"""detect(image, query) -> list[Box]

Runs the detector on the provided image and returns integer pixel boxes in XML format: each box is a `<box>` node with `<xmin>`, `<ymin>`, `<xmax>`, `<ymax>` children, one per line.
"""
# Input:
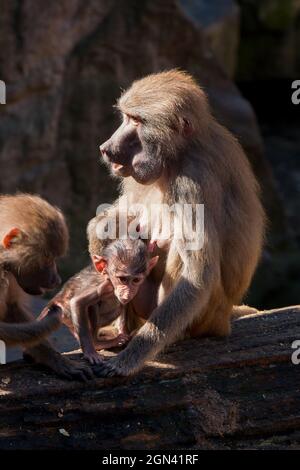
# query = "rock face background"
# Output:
<box><xmin>0</xmin><ymin>0</ymin><xmax>299</xmax><ymax>308</ymax></box>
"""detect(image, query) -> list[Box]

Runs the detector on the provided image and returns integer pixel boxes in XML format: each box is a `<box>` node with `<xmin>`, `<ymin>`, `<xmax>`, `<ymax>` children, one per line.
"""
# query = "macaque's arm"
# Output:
<box><xmin>93</xmin><ymin>240</ymin><xmax>218</xmax><ymax>377</ymax></box>
<box><xmin>8</xmin><ymin>302</ymin><xmax>94</xmax><ymax>381</ymax></box>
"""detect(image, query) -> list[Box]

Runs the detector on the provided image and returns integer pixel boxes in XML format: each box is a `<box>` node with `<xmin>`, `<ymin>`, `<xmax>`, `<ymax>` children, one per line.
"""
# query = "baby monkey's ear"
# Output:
<box><xmin>147</xmin><ymin>255</ymin><xmax>159</xmax><ymax>275</ymax></box>
<box><xmin>2</xmin><ymin>227</ymin><xmax>22</xmax><ymax>249</ymax></box>
<box><xmin>92</xmin><ymin>255</ymin><xmax>107</xmax><ymax>273</ymax></box>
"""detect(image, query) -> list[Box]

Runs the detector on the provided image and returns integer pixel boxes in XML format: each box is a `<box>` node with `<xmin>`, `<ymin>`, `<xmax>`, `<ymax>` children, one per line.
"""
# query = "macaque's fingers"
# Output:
<box><xmin>92</xmin><ymin>357</ymin><xmax>123</xmax><ymax>378</ymax></box>
<box><xmin>25</xmin><ymin>343</ymin><xmax>94</xmax><ymax>381</ymax></box>
<box><xmin>38</xmin><ymin>303</ymin><xmax>63</xmax><ymax>321</ymax></box>
<box><xmin>54</xmin><ymin>357</ymin><xmax>94</xmax><ymax>381</ymax></box>
<box><xmin>117</xmin><ymin>333</ymin><xmax>130</xmax><ymax>344</ymax></box>
<box><xmin>83</xmin><ymin>351</ymin><xmax>103</xmax><ymax>365</ymax></box>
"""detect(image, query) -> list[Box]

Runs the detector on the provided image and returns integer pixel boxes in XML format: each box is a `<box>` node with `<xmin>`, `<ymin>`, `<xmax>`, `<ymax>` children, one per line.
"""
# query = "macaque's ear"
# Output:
<box><xmin>92</xmin><ymin>255</ymin><xmax>107</xmax><ymax>273</ymax></box>
<box><xmin>147</xmin><ymin>255</ymin><xmax>159</xmax><ymax>274</ymax></box>
<box><xmin>2</xmin><ymin>228</ymin><xmax>22</xmax><ymax>249</ymax></box>
<box><xmin>181</xmin><ymin>117</ymin><xmax>193</xmax><ymax>137</ymax></box>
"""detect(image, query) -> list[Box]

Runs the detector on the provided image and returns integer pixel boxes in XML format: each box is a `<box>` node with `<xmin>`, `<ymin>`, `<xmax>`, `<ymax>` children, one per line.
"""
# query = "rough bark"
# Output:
<box><xmin>0</xmin><ymin>306</ymin><xmax>299</xmax><ymax>450</ymax></box>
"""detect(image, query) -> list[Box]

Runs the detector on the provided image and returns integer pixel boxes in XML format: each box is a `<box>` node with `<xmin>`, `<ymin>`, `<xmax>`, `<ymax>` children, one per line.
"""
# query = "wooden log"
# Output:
<box><xmin>0</xmin><ymin>306</ymin><xmax>300</xmax><ymax>450</ymax></box>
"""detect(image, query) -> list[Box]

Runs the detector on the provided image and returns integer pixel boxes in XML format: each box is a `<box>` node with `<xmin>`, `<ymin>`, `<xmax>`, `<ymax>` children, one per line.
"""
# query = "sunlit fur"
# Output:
<box><xmin>91</xmin><ymin>70</ymin><xmax>266</xmax><ymax>376</ymax></box>
<box><xmin>0</xmin><ymin>194</ymin><xmax>68</xmax><ymax>347</ymax></box>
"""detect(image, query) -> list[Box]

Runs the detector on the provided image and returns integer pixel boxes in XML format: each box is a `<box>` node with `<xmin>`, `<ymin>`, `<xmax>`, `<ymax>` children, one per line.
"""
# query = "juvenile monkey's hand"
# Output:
<box><xmin>38</xmin><ymin>303</ymin><xmax>63</xmax><ymax>321</ymax></box>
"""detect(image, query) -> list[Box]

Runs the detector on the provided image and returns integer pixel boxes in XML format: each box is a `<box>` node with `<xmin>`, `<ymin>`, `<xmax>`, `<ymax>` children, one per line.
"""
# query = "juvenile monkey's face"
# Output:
<box><xmin>108</xmin><ymin>265</ymin><xmax>145</xmax><ymax>305</ymax></box>
<box><xmin>10</xmin><ymin>258</ymin><xmax>62</xmax><ymax>296</ymax></box>
<box><xmin>100</xmin><ymin>114</ymin><xmax>163</xmax><ymax>184</ymax></box>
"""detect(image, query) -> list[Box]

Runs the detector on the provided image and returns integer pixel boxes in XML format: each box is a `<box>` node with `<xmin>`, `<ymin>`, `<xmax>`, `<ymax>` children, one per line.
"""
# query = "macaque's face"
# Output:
<box><xmin>100</xmin><ymin>114</ymin><xmax>163</xmax><ymax>184</ymax></box>
<box><xmin>108</xmin><ymin>265</ymin><xmax>146</xmax><ymax>305</ymax></box>
<box><xmin>1</xmin><ymin>227</ymin><xmax>62</xmax><ymax>296</ymax></box>
<box><xmin>10</xmin><ymin>258</ymin><xmax>62</xmax><ymax>296</ymax></box>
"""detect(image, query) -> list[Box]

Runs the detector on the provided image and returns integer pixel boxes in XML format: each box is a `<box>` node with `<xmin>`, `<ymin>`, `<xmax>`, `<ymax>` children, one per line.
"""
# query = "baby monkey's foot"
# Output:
<box><xmin>95</xmin><ymin>333</ymin><xmax>130</xmax><ymax>351</ymax></box>
<box><xmin>83</xmin><ymin>350</ymin><xmax>103</xmax><ymax>365</ymax></box>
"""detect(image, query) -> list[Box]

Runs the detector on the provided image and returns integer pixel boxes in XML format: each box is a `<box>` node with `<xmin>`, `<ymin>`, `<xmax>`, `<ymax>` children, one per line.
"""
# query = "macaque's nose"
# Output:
<box><xmin>99</xmin><ymin>142</ymin><xmax>112</xmax><ymax>159</ymax></box>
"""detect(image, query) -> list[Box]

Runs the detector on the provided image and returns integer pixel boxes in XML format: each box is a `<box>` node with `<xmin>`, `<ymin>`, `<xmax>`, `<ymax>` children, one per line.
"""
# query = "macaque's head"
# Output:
<box><xmin>99</xmin><ymin>69</ymin><xmax>210</xmax><ymax>184</ymax></box>
<box><xmin>0</xmin><ymin>194</ymin><xmax>69</xmax><ymax>295</ymax></box>
<box><xmin>93</xmin><ymin>239</ymin><xmax>158</xmax><ymax>305</ymax></box>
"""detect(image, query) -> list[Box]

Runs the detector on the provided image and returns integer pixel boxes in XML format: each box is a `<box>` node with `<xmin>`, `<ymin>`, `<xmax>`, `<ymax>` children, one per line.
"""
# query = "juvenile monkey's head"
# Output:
<box><xmin>93</xmin><ymin>239</ymin><xmax>158</xmax><ymax>305</ymax></box>
<box><xmin>100</xmin><ymin>69</ymin><xmax>211</xmax><ymax>184</ymax></box>
<box><xmin>0</xmin><ymin>194</ymin><xmax>69</xmax><ymax>295</ymax></box>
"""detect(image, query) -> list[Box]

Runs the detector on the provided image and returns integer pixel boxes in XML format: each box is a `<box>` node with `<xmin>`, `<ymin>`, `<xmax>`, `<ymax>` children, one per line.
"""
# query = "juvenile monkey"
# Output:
<box><xmin>0</xmin><ymin>193</ymin><xmax>92</xmax><ymax>381</ymax></box>
<box><xmin>40</xmin><ymin>238</ymin><xmax>159</xmax><ymax>364</ymax></box>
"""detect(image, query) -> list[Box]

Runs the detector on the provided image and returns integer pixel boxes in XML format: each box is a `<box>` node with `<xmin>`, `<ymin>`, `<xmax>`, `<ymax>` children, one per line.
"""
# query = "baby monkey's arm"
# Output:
<box><xmin>70</xmin><ymin>280</ymin><xmax>113</xmax><ymax>365</ymax></box>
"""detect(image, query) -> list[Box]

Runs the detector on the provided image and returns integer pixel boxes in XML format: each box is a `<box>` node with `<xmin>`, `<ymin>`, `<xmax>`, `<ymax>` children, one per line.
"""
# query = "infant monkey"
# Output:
<box><xmin>40</xmin><ymin>238</ymin><xmax>158</xmax><ymax>364</ymax></box>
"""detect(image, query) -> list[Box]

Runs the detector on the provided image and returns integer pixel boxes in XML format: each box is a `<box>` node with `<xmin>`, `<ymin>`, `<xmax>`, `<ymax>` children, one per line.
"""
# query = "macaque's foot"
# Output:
<box><xmin>83</xmin><ymin>350</ymin><xmax>103</xmax><ymax>365</ymax></box>
<box><xmin>50</xmin><ymin>355</ymin><xmax>94</xmax><ymax>382</ymax></box>
<box><xmin>92</xmin><ymin>357</ymin><xmax>126</xmax><ymax>378</ymax></box>
<box><xmin>95</xmin><ymin>333</ymin><xmax>130</xmax><ymax>351</ymax></box>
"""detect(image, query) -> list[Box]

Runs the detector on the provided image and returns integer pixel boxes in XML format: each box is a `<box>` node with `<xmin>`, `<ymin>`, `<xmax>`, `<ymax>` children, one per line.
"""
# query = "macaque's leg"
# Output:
<box><xmin>11</xmin><ymin>304</ymin><xmax>94</xmax><ymax>381</ymax></box>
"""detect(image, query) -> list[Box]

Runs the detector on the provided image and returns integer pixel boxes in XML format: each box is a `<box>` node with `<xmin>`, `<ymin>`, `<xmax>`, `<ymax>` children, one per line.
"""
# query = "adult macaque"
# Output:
<box><xmin>90</xmin><ymin>69</ymin><xmax>265</xmax><ymax>377</ymax></box>
<box><xmin>0</xmin><ymin>194</ymin><xmax>93</xmax><ymax>381</ymax></box>
<box><xmin>40</xmin><ymin>238</ymin><xmax>158</xmax><ymax>364</ymax></box>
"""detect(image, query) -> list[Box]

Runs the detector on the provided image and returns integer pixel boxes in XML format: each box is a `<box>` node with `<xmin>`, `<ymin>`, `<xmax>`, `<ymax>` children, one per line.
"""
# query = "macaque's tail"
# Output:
<box><xmin>0</xmin><ymin>305</ymin><xmax>62</xmax><ymax>347</ymax></box>
<box><xmin>232</xmin><ymin>304</ymin><xmax>259</xmax><ymax>318</ymax></box>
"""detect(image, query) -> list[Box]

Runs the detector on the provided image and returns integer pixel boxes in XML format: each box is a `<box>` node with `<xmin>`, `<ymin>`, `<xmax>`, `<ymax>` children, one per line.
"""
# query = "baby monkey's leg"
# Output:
<box><xmin>94</xmin><ymin>307</ymin><xmax>130</xmax><ymax>351</ymax></box>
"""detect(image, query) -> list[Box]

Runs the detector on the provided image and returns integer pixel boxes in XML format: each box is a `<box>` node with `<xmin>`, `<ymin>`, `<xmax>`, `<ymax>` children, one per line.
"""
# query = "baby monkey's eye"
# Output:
<box><xmin>132</xmin><ymin>277</ymin><xmax>141</xmax><ymax>284</ymax></box>
<box><xmin>118</xmin><ymin>276</ymin><xmax>129</xmax><ymax>284</ymax></box>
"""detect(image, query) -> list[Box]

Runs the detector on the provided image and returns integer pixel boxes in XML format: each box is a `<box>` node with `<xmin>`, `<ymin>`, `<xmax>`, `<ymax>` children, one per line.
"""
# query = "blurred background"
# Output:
<box><xmin>0</xmin><ymin>0</ymin><xmax>299</xmax><ymax>311</ymax></box>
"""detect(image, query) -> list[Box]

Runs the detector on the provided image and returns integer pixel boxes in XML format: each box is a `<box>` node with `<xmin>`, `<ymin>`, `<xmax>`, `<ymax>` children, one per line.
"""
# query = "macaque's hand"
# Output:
<box><xmin>38</xmin><ymin>303</ymin><xmax>63</xmax><ymax>321</ymax></box>
<box><xmin>56</xmin><ymin>357</ymin><xmax>95</xmax><ymax>382</ymax></box>
<box><xmin>92</xmin><ymin>356</ymin><xmax>126</xmax><ymax>378</ymax></box>
<box><xmin>83</xmin><ymin>350</ymin><xmax>104</xmax><ymax>365</ymax></box>
<box><xmin>42</xmin><ymin>352</ymin><xmax>95</xmax><ymax>382</ymax></box>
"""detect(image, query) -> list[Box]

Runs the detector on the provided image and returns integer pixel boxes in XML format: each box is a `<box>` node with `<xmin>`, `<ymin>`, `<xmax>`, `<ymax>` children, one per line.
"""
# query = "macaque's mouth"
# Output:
<box><xmin>111</xmin><ymin>162</ymin><xmax>132</xmax><ymax>177</ymax></box>
<box><xmin>23</xmin><ymin>286</ymin><xmax>44</xmax><ymax>296</ymax></box>
<box><xmin>24</xmin><ymin>286</ymin><xmax>55</xmax><ymax>296</ymax></box>
<box><xmin>112</xmin><ymin>162</ymin><xmax>124</xmax><ymax>172</ymax></box>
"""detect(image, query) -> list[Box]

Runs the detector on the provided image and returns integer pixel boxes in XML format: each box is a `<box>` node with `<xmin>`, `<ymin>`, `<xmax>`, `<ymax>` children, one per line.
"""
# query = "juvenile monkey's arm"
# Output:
<box><xmin>6</xmin><ymin>302</ymin><xmax>94</xmax><ymax>381</ymax></box>
<box><xmin>69</xmin><ymin>280</ymin><xmax>114</xmax><ymax>364</ymax></box>
<box><xmin>70</xmin><ymin>286</ymin><xmax>104</xmax><ymax>365</ymax></box>
<box><xmin>0</xmin><ymin>302</ymin><xmax>61</xmax><ymax>347</ymax></box>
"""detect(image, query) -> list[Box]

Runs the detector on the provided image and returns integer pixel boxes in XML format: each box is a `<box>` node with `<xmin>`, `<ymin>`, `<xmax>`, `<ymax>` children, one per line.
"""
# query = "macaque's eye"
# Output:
<box><xmin>42</xmin><ymin>257</ymin><xmax>54</xmax><ymax>268</ymax></box>
<box><xmin>128</xmin><ymin>115</ymin><xmax>140</xmax><ymax>126</ymax></box>
<box><xmin>118</xmin><ymin>276</ymin><xmax>129</xmax><ymax>284</ymax></box>
<box><xmin>132</xmin><ymin>277</ymin><xmax>141</xmax><ymax>284</ymax></box>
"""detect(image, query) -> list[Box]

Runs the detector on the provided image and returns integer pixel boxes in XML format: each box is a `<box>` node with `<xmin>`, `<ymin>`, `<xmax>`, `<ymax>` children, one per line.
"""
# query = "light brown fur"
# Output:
<box><xmin>90</xmin><ymin>70</ymin><xmax>265</xmax><ymax>377</ymax></box>
<box><xmin>0</xmin><ymin>194</ymin><xmax>93</xmax><ymax>381</ymax></box>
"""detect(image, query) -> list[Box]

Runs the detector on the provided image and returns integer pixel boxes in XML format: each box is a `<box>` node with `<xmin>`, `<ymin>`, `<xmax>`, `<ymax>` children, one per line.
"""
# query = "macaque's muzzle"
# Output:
<box><xmin>99</xmin><ymin>121</ymin><xmax>142</xmax><ymax>177</ymax></box>
<box><xmin>114</xmin><ymin>285</ymin><xmax>138</xmax><ymax>305</ymax></box>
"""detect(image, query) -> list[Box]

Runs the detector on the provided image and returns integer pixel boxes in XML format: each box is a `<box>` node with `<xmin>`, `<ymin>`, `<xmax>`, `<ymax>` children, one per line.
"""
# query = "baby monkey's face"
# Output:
<box><xmin>107</xmin><ymin>262</ymin><xmax>146</xmax><ymax>305</ymax></box>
